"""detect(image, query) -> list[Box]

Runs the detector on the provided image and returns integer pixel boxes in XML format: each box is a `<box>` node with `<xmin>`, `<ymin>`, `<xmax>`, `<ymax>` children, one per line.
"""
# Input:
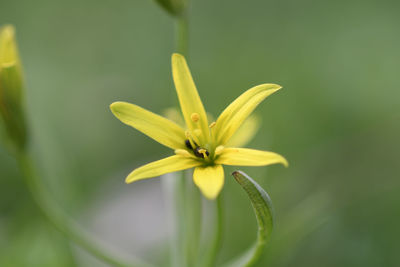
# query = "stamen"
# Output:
<box><xmin>175</xmin><ymin>149</ymin><xmax>192</xmax><ymax>158</ymax></box>
<box><xmin>215</xmin><ymin>145</ymin><xmax>225</xmax><ymax>155</ymax></box>
<box><xmin>185</xmin><ymin>130</ymin><xmax>209</xmax><ymax>159</ymax></box>
<box><xmin>185</xmin><ymin>131</ymin><xmax>197</xmax><ymax>149</ymax></box>
<box><xmin>209</xmin><ymin>122</ymin><xmax>216</xmax><ymax>128</ymax></box>
<box><xmin>185</xmin><ymin>140</ymin><xmax>193</xmax><ymax>150</ymax></box>
<box><xmin>196</xmin><ymin>148</ymin><xmax>210</xmax><ymax>159</ymax></box>
<box><xmin>191</xmin><ymin>113</ymin><xmax>200</xmax><ymax>122</ymax></box>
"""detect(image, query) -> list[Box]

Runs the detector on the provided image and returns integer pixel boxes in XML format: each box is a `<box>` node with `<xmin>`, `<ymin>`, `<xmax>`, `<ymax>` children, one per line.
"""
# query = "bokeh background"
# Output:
<box><xmin>1</xmin><ymin>0</ymin><xmax>400</xmax><ymax>266</ymax></box>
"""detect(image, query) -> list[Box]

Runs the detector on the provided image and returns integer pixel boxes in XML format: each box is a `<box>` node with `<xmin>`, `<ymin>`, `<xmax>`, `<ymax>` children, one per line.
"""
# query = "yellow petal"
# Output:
<box><xmin>215</xmin><ymin>147</ymin><xmax>288</xmax><ymax>167</ymax></box>
<box><xmin>126</xmin><ymin>155</ymin><xmax>201</xmax><ymax>183</ymax></box>
<box><xmin>193</xmin><ymin>165</ymin><xmax>224</xmax><ymax>200</ymax></box>
<box><xmin>214</xmin><ymin>84</ymin><xmax>281</xmax><ymax>145</ymax></box>
<box><xmin>226</xmin><ymin>114</ymin><xmax>260</xmax><ymax>147</ymax></box>
<box><xmin>110</xmin><ymin>101</ymin><xmax>186</xmax><ymax>150</ymax></box>
<box><xmin>171</xmin><ymin>53</ymin><xmax>209</xmax><ymax>144</ymax></box>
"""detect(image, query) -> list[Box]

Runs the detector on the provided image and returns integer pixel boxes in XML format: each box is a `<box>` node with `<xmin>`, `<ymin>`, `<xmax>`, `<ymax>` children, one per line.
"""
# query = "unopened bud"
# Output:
<box><xmin>0</xmin><ymin>25</ymin><xmax>27</xmax><ymax>151</ymax></box>
<box><xmin>153</xmin><ymin>0</ymin><xmax>187</xmax><ymax>16</ymax></box>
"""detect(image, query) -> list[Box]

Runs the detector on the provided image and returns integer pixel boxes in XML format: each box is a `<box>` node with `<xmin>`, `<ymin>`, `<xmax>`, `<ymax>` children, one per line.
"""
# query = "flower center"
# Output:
<box><xmin>185</xmin><ymin>139</ymin><xmax>209</xmax><ymax>159</ymax></box>
<box><xmin>180</xmin><ymin>112</ymin><xmax>221</xmax><ymax>162</ymax></box>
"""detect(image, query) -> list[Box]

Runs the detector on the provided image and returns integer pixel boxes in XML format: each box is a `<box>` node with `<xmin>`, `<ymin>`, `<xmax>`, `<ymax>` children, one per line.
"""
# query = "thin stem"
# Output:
<box><xmin>17</xmin><ymin>150</ymin><xmax>153</xmax><ymax>267</ymax></box>
<box><xmin>167</xmin><ymin>170</ymin><xmax>202</xmax><ymax>267</ymax></box>
<box><xmin>184</xmin><ymin>170</ymin><xmax>202</xmax><ymax>266</ymax></box>
<box><xmin>175</xmin><ymin>14</ymin><xmax>189</xmax><ymax>57</ymax></box>
<box><xmin>172</xmin><ymin>173</ymin><xmax>187</xmax><ymax>267</ymax></box>
<box><xmin>202</xmin><ymin>194</ymin><xmax>224</xmax><ymax>267</ymax></box>
<box><xmin>246</xmin><ymin>234</ymin><xmax>266</xmax><ymax>267</ymax></box>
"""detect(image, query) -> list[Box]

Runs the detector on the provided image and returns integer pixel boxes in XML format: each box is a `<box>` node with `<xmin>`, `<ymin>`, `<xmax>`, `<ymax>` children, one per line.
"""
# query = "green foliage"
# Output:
<box><xmin>223</xmin><ymin>171</ymin><xmax>274</xmax><ymax>267</ymax></box>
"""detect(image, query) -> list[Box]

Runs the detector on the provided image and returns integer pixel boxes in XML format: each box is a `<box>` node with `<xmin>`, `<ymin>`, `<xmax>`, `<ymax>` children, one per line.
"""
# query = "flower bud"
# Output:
<box><xmin>154</xmin><ymin>0</ymin><xmax>187</xmax><ymax>16</ymax></box>
<box><xmin>0</xmin><ymin>25</ymin><xmax>27</xmax><ymax>151</ymax></box>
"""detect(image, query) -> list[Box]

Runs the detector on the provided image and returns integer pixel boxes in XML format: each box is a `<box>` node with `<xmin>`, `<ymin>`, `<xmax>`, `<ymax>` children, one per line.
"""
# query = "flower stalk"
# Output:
<box><xmin>201</xmin><ymin>193</ymin><xmax>224</xmax><ymax>267</ymax></box>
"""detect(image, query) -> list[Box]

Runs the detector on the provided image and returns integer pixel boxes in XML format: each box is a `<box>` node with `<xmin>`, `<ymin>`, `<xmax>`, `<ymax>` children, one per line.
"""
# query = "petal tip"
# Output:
<box><xmin>281</xmin><ymin>157</ymin><xmax>289</xmax><ymax>167</ymax></box>
<box><xmin>125</xmin><ymin>169</ymin><xmax>138</xmax><ymax>184</ymax></box>
<box><xmin>267</xmin><ymin>83</ymin><xmax>283</xmax><ymax>91</ymax></box>
<box><xmin>109</xmin><ymin>101</ymin><xmax>124</xmax><ymax>111</ymax></box>
<box><xmin>172</xmin><ymin>52</ymin><xmax>183</xmax><ymax>57</ymax></box>
<box><xmin>257</xmin><ymin>83</ymin><xmax>282</xmax><ymax>93</ymax></box>
<box><xmin>172</xmin><ymin>52</ymin><xmax>184</xmax><ymax>62</ymax></box>
<box><xmin>109</xmin><ymin>102</ymin><xmax>116</xmax><ymax>111</ymax></box>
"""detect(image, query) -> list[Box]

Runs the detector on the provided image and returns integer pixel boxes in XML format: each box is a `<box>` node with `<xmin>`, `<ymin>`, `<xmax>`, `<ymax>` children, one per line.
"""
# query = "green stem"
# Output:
<box><xmin>171</xmin><ymin>173</ymin><xmax>187</xmax><ymax>267</ymax></box>
<box><xmin>167</xmin><ymin>170</ymin><xmax>202</xmax><ymax>267</ymax></box>
<box><xmin>16</xmin><ymin>150</ymin><xmax>153</xmax><ymax>267</ymax></box>
<box><xmin>175</xmin><ymin>14</ymin><xmax>188</xmax><ymax>56</ymax></box>
<box><xmin>202</xmin><ymin>194</ymin><xmax>224</xmax><ymax>267</ymax></box>
<box><xmin>184</xmin><ymin>170</ymin><xmax>202</xmax><ymax>266</ymax></box>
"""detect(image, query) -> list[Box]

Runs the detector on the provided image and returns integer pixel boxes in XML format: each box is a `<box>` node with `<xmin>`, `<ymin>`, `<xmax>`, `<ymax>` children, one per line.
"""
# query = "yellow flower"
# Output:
<box><xmin>110</xmin><ymin>53</ymin><xmax>288</xmax><ymax>200</ymax></box>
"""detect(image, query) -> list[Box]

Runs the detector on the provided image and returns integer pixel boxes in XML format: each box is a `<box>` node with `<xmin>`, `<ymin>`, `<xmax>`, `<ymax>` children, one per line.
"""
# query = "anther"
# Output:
<box><xmin>191</xmin><ymin>113</ymin><xmax>200</xmax><ymax>122</ymax></box>
<box><xmin>209</xmin><ymin>122</ymin><xmax>216</xmax><ymax>128</ymax></box>
<box><xmin>195</xmin><ymin>148</ymin><xmax>210</xmax><ymax>159</ymax></box>
<box><xmin>185</xmin><ymin>140</ymin><xmax>193</xmax><ymax>150</ymax></box>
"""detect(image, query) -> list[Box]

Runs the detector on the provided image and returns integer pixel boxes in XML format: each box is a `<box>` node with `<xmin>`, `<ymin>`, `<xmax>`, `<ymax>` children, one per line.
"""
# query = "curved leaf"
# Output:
<box><xmin>224</xmin><ymin>171</ymin><xmax>274</xmax><ymax>267</ymax></box>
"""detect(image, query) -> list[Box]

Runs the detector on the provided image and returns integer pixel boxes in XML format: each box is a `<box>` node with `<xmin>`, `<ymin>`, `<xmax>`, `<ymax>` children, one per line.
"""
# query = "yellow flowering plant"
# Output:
<box><xmin>110</xmin><ymin>53</ymin><xmax>288</xmax><ymax>200</ymax></box>
<box><xmin>1</xmin><ymin>0</ymin><xmax>289</xmax><ymax>265</ymax></box>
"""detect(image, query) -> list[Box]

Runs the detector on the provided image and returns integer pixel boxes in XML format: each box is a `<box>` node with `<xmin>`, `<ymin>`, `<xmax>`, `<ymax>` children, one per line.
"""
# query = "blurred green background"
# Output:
<box><xmin>1</xmin><ymin>0</ymin><xmax>400</xmax><ymax>266</ymax></box>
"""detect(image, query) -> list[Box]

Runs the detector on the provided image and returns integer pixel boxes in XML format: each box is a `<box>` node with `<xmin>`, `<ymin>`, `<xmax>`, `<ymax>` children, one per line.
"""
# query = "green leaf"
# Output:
<box><xmin>224</xmin><ymin>171</ymin><xmax>274</xmax><ymax>267</ymax></box>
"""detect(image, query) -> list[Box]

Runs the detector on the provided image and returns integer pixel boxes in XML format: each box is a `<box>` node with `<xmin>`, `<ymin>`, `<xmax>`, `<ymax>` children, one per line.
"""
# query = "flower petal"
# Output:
<box><xmin>225</xmin><ymin>114</ymin><xmax>260</xmax><ymax>148</ymax></box>
<box><xmin>215</xmin><ymin>147</ymin><xmax>288</xmax><ymax>167</ymax></box>
<box><xmin>172</xmin><ymin>53</ymin><xmax>209</xmax><ymax>144</ymax></box>
<box><xmin>193</xmin><ymin>165</ymin><xmax>224</xmax><ymax>200</ymax></box>
<box><xmin>214</xmin><ymin>84</ymin><xmax>281</xmax><ymax>145</ymax></box>
<box><xmin>126</xmin><ymin>155</ymin><xmax>201</xmax><ymax>183</ymax></box>
<box><xmin>110</xmin><ymin>101</ymin><xmax>187</xmax><ymax>150</ymax></box>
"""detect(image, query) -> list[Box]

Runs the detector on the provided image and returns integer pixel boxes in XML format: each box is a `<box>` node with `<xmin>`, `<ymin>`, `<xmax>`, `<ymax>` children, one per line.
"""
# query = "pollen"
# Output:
<box><xmin>191</xmin><ymin>113</ymin><xmax>200</xmax><ymax>122</ymax></box>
